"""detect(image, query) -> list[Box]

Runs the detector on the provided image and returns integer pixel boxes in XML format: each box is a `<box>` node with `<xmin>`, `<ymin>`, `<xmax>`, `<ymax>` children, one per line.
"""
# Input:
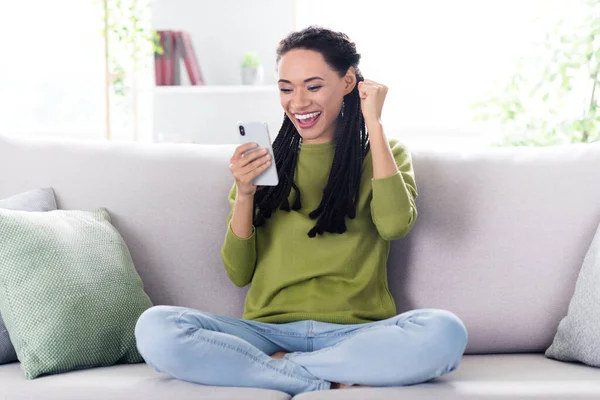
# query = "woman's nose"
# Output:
<box><xmin>291</xmin><ymin>91</ymin><xmax>311</xmax><ymax>110</ymax></box>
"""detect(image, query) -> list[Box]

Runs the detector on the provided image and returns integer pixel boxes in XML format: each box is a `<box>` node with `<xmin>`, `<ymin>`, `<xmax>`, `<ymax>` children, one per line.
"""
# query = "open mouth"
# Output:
<box><xmin>294</xmin><ymin>111</ymin><xmax>322</xmax><ymax>129</ymax></box>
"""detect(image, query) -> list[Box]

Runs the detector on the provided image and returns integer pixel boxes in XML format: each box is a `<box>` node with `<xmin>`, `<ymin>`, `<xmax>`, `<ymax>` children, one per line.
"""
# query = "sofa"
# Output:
<box><xmin>1</xmin><ymin>132</ymin><xmax>600</xmax><ymax>399</ymax></box>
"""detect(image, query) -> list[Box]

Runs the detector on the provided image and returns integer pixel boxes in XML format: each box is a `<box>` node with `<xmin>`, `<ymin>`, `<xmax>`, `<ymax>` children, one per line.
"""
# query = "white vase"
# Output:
<box><xmin>241</xmin><ymin>65</ymin><xmax>264</xmax><ymax>85</ymax></box>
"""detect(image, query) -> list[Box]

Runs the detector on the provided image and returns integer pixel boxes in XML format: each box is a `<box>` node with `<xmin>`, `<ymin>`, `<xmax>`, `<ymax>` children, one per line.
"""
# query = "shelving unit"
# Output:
<box><xmin>150</xmin><ymin>0</ymin><xmax>295</xmax><ymax>144</ymax></box>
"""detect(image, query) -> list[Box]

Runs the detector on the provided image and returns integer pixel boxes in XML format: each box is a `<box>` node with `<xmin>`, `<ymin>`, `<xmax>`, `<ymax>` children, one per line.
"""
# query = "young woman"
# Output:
<box><xmin>135</xmin><ymin>26</ymin><xmax>468</xmax><ymax>396</ymax></box>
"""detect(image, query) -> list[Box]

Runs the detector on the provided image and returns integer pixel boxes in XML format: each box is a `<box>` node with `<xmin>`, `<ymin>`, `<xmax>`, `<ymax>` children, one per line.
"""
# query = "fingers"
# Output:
<box><xmin>229</xmin><ymin>145</ymin><xmax>272</xmax><ymax>182</ymax></box>
<box><xmin>245</xmin><ymin>156</ymin><xmax>272</xmax><ymax>180</ymax></box>
<box><xmin>359</xmin><ymin>80</ymin><xmax>388</xmax><ymax>93</ymax></box>
<box><xmin>231</xmin><ymin>145</ymin><xmax>268</xmax><ymax>168</ymax></box>
<box><xmin>239</xmin><ymin>151</ymin><xmax>271</xmax><ymax>176</ymax></box>
<box><xmin>239</xmin><ymin>147</ymin><xmax>269</xmax><ymax>169</ymax></box>
<box><xmin>231</xmin><ymin>142</ymin><xmax>259</xmax><ymax>162</ymax></box>
<box><xmin>234</xmin><ymin>155</ymin><xmax>271</xmax><ymax>188</ymax></box>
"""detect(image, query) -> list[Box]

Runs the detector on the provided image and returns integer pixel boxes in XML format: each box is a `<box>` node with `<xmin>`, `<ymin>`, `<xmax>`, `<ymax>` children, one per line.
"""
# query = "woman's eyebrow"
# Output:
<box><xmin>278</xmin><ymin>77</ymin><xmax>325</xmax><ymax>84</ymax></box>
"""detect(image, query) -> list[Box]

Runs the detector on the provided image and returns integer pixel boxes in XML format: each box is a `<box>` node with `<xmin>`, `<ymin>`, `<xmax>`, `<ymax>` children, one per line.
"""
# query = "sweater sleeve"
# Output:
<box><xmin>220</xmin><ymin>183</ymin><xmax>257</xmax><ymax>287</ymax></box>
<box><xmin>370</xmin><ymin>139</ymin><xmax>418</xmax><ymax>240</ymax></box>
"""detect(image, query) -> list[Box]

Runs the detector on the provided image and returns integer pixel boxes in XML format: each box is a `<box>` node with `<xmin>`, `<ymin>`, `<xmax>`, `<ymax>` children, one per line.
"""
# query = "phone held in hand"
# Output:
<box><xmin>237</xmin><ymin>121</ymin><xmax>279</xmax><ymax>186</ymax></box>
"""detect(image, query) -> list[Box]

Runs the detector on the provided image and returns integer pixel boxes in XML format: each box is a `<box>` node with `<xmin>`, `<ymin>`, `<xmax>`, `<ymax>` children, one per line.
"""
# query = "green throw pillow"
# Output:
<box><xmin>0</xmin><ymin>207</ymin><xmax>153</xmax><ymax>379</ymax></box>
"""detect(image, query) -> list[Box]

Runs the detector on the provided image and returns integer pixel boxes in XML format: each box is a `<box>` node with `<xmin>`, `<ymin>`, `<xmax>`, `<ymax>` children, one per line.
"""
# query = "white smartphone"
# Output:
<box><xmin>237</xmin><ymin>121</ymin><xmax>279</xmax><ymax>186</ymax></box>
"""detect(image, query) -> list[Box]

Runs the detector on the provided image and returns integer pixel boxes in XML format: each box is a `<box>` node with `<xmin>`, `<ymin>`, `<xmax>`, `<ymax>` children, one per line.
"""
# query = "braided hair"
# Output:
<box><xmin>253</xmin><ymin>26</ymin><xmax>370</xmax><ymax>238</ymax></box>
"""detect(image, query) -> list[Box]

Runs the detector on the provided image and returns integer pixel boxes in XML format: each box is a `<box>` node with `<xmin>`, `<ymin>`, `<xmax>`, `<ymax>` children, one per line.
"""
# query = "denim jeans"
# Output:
<box><xmin>134</xmin><ymin>306</ymin><xmax>468</xmax><ymax>396</ymax></box>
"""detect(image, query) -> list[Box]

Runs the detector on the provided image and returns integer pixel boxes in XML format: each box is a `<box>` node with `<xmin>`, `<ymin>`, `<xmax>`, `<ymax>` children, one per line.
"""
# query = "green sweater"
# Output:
<box><xmin>220</xmin><ymin>138</ymin><xmax>418</xmax><ymax>324</ymax></box>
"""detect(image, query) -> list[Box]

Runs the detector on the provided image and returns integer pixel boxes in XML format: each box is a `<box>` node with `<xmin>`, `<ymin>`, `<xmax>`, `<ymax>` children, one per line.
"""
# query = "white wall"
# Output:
<box><xmin>153</xmin><ymin>86</ymin><xmax>283</xmax><ymax>144</ymax></box>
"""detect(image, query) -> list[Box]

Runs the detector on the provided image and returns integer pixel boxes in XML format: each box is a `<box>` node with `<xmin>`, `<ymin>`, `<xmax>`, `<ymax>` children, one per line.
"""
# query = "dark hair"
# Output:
<box><xmin>253</xmin><ymin>25</ymin><xmax>370</xmax><ymax>238</ymax></box>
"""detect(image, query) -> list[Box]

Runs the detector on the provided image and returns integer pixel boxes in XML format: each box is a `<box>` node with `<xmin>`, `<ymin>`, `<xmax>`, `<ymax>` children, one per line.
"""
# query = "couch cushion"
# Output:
<box><xmin>293</xmin><ymin>354</ymin><xmax>600</xmax><ymax>399</ymax></box>
<box><xmin>0</xmin><ymin>362</ymin><xmax>290</xmax><ymax>400</ymax></box>
<box><xmin>389</xmin><ymin>142</ymin><xmax>600</xmax><ymax>353</ymax></box>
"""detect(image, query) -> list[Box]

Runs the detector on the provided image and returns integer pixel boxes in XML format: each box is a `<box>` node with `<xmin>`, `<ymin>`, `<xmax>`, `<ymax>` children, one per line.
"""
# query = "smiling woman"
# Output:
<box><xmin>134</xmin><ymin>25</ymin><xmax>468</xmax><ymax>396</ymax></box>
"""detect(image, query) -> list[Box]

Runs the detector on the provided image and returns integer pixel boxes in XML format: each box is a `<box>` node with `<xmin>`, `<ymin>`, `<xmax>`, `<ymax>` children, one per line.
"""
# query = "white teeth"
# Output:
<box><xmin>295</xmin><ymin>112</ymin><xmax>321</xmax><ymax>120</ymax></box>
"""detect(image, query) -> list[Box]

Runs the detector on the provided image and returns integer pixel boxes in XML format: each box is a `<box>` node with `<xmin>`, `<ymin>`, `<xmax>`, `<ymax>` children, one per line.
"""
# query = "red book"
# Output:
<box><xmin>172</xmin><ymin>33</ymin><xmax>181</xmax><ymax>85</ymax></box>
<box><xmin>176</xmin><ymin>31</ymin><xmax>205</xmax><ymax>85</ymax></box>
<box><xmin>161</xmin><ymin>30</ymin><xmax>175</xmax><ymax>86</ymax></box>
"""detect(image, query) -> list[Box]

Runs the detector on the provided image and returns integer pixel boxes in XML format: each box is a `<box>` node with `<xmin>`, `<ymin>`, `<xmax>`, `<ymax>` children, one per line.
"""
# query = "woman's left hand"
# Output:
<box><xmin>358</xmin><ymin>79</ymin><xmax>388</xmax><ymax>125</ymax></box>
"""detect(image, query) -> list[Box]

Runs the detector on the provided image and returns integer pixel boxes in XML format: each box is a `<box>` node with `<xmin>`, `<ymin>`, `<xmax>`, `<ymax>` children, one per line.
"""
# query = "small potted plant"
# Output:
<box><xmin>241</xmin><ymin>51</ymin><xmax>264</xmax><ymax>85</ymax></box>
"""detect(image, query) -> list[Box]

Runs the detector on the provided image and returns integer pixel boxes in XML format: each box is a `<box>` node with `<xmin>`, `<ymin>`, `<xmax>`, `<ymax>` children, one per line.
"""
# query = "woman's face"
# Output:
<box><xmin>277</xmin><ymin>49</ymin><xmax>355</xmax><ymax>144</ymax></box>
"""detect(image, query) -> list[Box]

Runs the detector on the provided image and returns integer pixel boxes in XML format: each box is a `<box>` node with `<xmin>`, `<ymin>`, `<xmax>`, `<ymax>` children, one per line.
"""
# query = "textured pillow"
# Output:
<box><xmin>0</xmin><ymin>188</ymin><xmax>57</xmax><ymax>365</ymax></box>
<box><xmin>0</xmin><ymin>207</ymin><xmax>153</xmax><ymax>379</ymax></box>
<box><xmin>545</xmin><ymin>220</ymin><xmax>600</xmax><ymax>367</ymax></box>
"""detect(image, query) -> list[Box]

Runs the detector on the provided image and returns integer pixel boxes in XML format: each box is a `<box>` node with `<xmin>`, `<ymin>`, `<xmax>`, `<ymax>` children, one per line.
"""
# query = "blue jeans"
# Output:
<box><xmin>134</xmin><ymin>306</ymin><xmax>468</xmax><ymax>396</ymax></box>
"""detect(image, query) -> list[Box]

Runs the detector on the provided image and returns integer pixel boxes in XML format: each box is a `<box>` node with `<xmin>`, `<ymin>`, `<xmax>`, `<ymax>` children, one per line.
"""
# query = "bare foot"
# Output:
<box><xmin>270</xmin><ymin>351</ymin><xmax>287</xmax><ymax>359</ymax></box>
<box><xmin>331</xmin><ymin>383</ymin><xmax>370</xmax><ymax>389</ymax></box>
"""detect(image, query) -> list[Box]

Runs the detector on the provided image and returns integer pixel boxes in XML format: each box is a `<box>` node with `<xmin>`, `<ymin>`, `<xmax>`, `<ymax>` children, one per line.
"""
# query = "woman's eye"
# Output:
<box><xmin>308</xmin><ymin>86</ymin><xmax>322</xmax><ymax>91</ymax></box>
<box><xmin>279</xmin><ymin>88</ymin><xmax>292</xmax><ymax>93</ymax></box>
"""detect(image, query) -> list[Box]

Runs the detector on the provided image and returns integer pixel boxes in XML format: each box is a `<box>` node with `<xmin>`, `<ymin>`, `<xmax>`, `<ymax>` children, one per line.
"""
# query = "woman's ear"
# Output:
<box><xmin>343</xmin><ymin>67</ymin><xmax>357</xmax><ymax>95</ymax></box>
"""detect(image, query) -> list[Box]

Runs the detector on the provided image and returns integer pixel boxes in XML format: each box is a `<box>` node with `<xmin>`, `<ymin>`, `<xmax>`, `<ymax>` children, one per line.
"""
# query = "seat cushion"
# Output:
<box><xmin>293</xmin><ymin>354</ymin><xmax>600</xmax><ymax>399</ymax></box>
<box><xmin>0</xmin><ymin>362</ymin><xmax>291</xmax><ymax>400</ymax></box>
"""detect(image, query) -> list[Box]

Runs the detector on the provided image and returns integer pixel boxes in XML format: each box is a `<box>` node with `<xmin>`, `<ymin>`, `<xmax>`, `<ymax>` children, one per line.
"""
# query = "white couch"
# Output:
<box><xmin>1</xmin><ymin>133</ymin><xmax>600</xmax><ymax>399</ymax></box>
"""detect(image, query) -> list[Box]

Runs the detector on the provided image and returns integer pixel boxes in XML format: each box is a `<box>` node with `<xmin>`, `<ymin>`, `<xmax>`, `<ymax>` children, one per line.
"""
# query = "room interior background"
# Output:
<box><xmin>0</xmin><ymin>0</ymin><xmax>597</xmax><ymax>149</ymax></box>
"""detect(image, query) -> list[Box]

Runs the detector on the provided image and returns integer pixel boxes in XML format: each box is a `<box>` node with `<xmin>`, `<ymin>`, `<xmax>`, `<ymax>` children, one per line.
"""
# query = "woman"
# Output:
<box><xmin>135</xmin><ymin>26</ymin><xmax>468</xmax><ymax>395</ymax></box>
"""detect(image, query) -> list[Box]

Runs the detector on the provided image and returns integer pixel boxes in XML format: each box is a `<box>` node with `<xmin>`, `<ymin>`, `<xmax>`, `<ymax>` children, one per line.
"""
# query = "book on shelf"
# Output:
<box><xmin>155</xmin><ymin>30</ymin><xmax>204</xmax><ymax>86</ymax></box>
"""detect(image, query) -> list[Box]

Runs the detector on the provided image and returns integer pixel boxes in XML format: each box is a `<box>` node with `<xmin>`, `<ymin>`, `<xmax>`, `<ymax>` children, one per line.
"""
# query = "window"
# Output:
<box><xmin>0</xmin><ymin>0</ymin><xmax>106</xmax><ymax>140</ymax></box>
<box><xmin>295</xmin><ymin>0</ymin><xmax>577</xmax><ymax>148</ymax></box>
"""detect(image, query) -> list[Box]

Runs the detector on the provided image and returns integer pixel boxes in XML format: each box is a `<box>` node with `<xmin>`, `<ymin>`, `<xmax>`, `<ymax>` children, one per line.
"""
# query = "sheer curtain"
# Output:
<box><xmin>294</xmin><ymin>0</ymin><xmax>571</xmax><ymax>148</ymax></box>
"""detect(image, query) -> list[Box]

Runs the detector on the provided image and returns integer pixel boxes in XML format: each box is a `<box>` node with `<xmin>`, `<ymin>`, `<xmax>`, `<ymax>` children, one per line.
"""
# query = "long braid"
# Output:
<box><xmin>253</xmin><ymin>25</ymin><xmax>370</xmax><ymax>238</ymax></box>
<box><xmin>307</xmin><ymin>75</ymin><xmax>369</xmax><ymax>237</ymax></box>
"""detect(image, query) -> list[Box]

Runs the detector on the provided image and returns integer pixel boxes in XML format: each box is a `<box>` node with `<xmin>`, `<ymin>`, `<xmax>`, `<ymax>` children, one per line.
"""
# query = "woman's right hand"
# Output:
<box><xmin>229</xmin><ymin>143</ymin><xmax>272</xmax><ymax>197</ymax></box>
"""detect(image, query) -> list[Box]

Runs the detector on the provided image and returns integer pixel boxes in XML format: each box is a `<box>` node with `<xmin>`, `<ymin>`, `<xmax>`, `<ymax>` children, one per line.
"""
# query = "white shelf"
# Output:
<box><xmin>153</xmin><ymin>85</ymin><xmax>278</xmax><ymax>94</ymax></box>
